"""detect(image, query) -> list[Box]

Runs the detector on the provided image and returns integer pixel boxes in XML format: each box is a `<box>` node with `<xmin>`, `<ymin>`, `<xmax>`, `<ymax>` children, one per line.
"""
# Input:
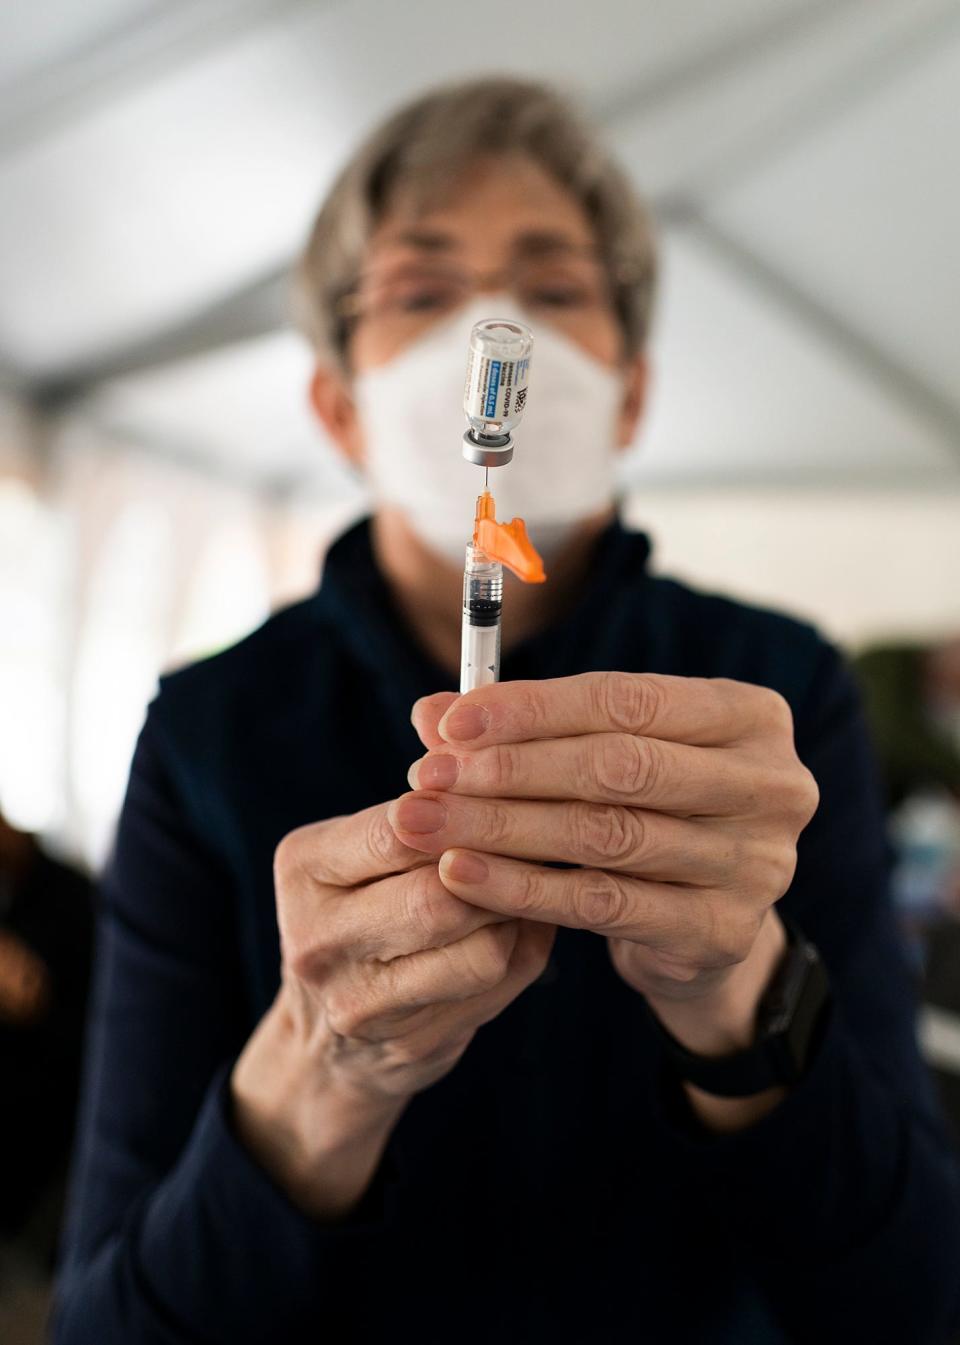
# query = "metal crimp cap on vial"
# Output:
<box><xmin>462</xmin><ymin>428</ymin><xmax>513</xmax><ymax>468</ymax></box>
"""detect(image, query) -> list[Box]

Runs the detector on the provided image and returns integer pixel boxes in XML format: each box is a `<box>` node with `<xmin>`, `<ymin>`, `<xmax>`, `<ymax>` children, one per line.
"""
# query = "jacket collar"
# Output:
<box><xmin>314</xmin><ymin>503</ymin><xmax>653</xmax><ymax>717</ymax></box>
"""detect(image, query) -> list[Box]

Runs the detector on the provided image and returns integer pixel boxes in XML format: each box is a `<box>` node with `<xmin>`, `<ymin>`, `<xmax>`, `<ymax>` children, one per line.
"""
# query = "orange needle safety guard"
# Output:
<box><xmin>471</xmin><ymin>490</ymin><xmax>546</xmax><ymax>583</ymax></box>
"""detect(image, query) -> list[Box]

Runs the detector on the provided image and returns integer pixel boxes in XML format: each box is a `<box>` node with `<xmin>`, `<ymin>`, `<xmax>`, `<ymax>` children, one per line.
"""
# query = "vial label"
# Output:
<box><xmin>483</xmin><ymin>360</ymin><xmax>502</xmax><ymax>418</ymax></box>
<box><xmin>464</xmin><ymin>349</ymin><xmax>530</xmax><ymax>428</ymax></box>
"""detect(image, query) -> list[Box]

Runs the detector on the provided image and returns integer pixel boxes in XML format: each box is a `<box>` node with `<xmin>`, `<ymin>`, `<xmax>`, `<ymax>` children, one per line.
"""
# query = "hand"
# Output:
<box><xmin>271</xmin><ymin>802</ymin><xmax>554</xmax><ymax>1097</ymax></box>
<box><xmin>0</xmin><ymin>929</ymin><xmax>50</xmax><ymax>1025</ymax></box>
<box><xmin>231</xmin><ymin>797</ymin><xmax>555</xmax><ymax>1215</ymax></box>
<box><xmin>397</xmin><ymin>672</ymin><xmax>819</xmax><ymax>1060</ymax></box>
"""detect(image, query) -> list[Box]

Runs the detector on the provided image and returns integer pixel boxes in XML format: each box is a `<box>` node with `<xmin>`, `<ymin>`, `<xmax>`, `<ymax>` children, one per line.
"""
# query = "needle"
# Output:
<box><xmin>485</xmin><ymin>465</ymin><xmax>489</xmax><ymax>489</ymax></box>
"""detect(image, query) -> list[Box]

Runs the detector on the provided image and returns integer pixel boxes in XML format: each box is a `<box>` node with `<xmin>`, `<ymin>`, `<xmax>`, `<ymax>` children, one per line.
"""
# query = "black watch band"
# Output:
<box><xmin>646</xmin><ymin>917</ymin><xmax>832</xmax><ymax>1098</ymax></box>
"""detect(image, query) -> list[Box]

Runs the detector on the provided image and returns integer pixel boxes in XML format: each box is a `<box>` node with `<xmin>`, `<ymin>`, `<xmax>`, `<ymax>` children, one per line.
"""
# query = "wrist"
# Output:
<box><xmin>231</xmin><ymin>989</ymin><xmax>408</xmax><ymax>1218</ymax></box>
<box><xmin>644</xmin><ymin>909</ymin><xmax>787</xmax><ymax>1057</ymax></box>
<box><xmin>642</xmin><ymin>911</ymin><xmax>833</xmax><ymax>1135</ymax></box>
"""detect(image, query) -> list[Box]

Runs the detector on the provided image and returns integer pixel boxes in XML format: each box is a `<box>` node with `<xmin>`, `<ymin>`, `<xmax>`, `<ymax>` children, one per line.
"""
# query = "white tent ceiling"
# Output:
<box><xmin>1</xmin><ymin>0</ymin><xmax>958</xmax><ymax>492</ymax></box>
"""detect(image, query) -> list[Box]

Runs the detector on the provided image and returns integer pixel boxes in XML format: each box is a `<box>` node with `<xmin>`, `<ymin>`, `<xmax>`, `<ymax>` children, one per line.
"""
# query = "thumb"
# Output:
<box><xmin>411</xmin><ymin>691</ymin><xmax>460</xmax><ymax>749</ymax></box>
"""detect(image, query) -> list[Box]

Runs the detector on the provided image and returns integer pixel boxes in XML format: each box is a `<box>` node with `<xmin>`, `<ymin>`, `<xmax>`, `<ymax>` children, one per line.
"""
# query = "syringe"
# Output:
<box><xmin>459</xmin><ymin>319</ymin><xmax>546</xmax><ymax>693</ymax></box>
<box><xmin>461</xmin><ymin>538</ymin><xmax>503</xmax><ymax>690</ymax></box>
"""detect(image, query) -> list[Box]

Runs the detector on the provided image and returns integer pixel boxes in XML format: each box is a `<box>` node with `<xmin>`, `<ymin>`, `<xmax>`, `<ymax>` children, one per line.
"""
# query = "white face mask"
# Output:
<box><xmin>350</xmin><ymin>294</ymin><xmax>626</xmax><ymax>565</ymax></box>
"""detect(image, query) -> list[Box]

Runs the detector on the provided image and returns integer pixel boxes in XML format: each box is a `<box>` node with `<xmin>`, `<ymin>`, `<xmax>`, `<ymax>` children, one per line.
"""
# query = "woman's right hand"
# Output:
<box><xmin>231</xmin><ymin>798</ymin><xmax>555</xmax><ymax>1217</ymax></box>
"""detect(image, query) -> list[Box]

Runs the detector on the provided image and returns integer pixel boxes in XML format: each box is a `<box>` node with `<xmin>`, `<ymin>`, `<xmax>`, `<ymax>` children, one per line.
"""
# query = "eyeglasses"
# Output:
<box><xmin>333</xmin><ymin>245</ymin><xmax>642</xmax><ymax>329</ymax></box>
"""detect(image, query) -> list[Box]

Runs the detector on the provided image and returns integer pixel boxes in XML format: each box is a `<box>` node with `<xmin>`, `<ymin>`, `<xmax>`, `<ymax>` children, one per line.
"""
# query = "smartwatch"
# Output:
<box><xmin>645</xmin><ymin>916</ymin><xmax>832</xmax><ymax>1098</ymax></box>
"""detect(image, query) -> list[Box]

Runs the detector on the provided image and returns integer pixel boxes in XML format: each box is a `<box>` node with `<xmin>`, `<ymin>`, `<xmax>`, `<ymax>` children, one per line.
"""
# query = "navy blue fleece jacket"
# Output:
<box><xmin>52</xmin><ymin>512</ymin><xmax>960</xmax><ymax>1343</ymax></box>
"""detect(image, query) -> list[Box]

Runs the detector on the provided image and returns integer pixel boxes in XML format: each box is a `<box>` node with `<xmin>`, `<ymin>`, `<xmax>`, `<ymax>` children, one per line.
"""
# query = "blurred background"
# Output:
<box><xmin>1</xmin><ymin>1</ymin><xmax>959</xmax><ymax>1338</ymax></box>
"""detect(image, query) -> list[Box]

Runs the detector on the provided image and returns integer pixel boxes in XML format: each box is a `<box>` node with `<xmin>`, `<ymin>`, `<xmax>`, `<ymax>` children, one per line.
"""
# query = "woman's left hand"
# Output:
<box><xmin>393</xmin><ymin>672</ymin><xmax>819</xmax><ymax>1066</ymax></box>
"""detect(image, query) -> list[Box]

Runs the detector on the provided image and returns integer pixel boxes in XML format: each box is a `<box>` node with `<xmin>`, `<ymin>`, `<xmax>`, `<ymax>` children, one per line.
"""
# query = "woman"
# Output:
<box><xmin>52</xmin><ymin>77</ymin><xmax>960</xmax><ymax>1343</ymax></box>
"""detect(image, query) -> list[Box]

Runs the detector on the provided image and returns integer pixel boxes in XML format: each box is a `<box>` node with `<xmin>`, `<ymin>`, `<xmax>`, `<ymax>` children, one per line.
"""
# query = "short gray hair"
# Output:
<box><xmin>294</xmin><ymin>76</ymin><xmax>657</xmax><ymax>374</ymax></box>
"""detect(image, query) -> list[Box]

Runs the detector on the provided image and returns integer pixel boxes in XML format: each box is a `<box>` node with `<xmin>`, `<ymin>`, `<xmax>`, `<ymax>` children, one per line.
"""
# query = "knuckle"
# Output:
<box><xmin>511</xmin><ymin>684</ymin><xmax>549</xmax><ymax>737</ymax></box>
<box><xmin>487</xmin><ymin>742</ymin><xmax>519</xmax><ymax>791</ymax></box>
<box><xmin>275</xmin><ymin>827</ymin><xmax>334</xmax><ymax>975</ymax></box>
<box><xmin>285</xmin><ymin>944</ymin><xmax>316</xmax><ymax>982</ymax></box>
<box><xmin>725</xmin><ymin>837</ymin><xmax>798</xmax><ymax>902</ymax></box>
<box><xmin>573</xmin><ymin>868</ymin><xmax>630</xmax><ymax>929</ymax></box>
<box><xmin>379</xmin><ymin>1018</ymin><xmax>434</xmax><ymax>1064</ymax></box>
<box><xmin>461</xmin><ymin>924</ymin><xmax>512</xmax><ymax>992</ymax></box>
<box><xmin>712</xmin><ymin>836</ymin><xmax>745</xmax><ymax>893</ymax></box>
<box><xmin>369</xmin><ymin>807</ymin><xmax>404</xmax><ymax>869</ymax></box>
<box><xmin>770</xmin><ymin>843</ymin><xmax>799</xmax><ymax>897</ymax></box>
<box><xmin>323</xmin><ymin>986</ymin><xmax>371</xmax><ymax>1039</ymax></box>
<box><xmin>298</xmin><ymin>941</ymin><xmax>347</xmax><ymax>992</ymax></box>
<box><xmin>478</xmin><ymin>799</ymin><xmax>514</xmax><ymax>847</ymax></box>
<box><xmin>282</xmin><ymin>910</ymin><xmax>338</xmax><ymax>982</ymax></box>
<box><xmin>717</xmin><ymin>925</ymin><xmax>756</xmax><ymax>968</ymax></box>
<box><xmin>597</xmin><ymin>672</ymin><xmax>663</xmax><ymax>734</ymax></box>
<box><xmin>769</xmin><ymin>688</ymin><xmax>794</xmax><ymax>727</ymax></box>
<box><xmin>510</xmin><ymin>864</ymin><xmax>549</xmax><ymax>916</ymax></box>
<box><xmin>770</xmin><ymin>763</ymin><xmax>820</xmax><ymax>824</ymax></box>
<box><xmin>574</xmin><ymin>802</ymin><xmax>642</xmax><ymax>867</ymax></box>
<box><xmin>698</xmin><ymin>901</ymin><xmax>757</xmax><ymax>969</ymax></box>
<box><xmin>795</xmin><ymin>765</ymin><xmax>821</xmax><ymax>822</ymax></box>
<box><xmin>595</xmin><ymin>733</ymin><xmax>660</xmax><ymax>799</ymax></box>
<box><xmin>758</xmin><ymin>687</ymin><xmax>794</xmax><ymax>735</ymax></box>
<box><xmin>405</xmin><ymin>869</ymin><xmax>461</xmax><ymax>947</ymax></box>
<box><xmin>273</xmin><ymin>826</ymin><xmax>306</xmax><ymax>888</ymax></box>
<box><xmin>381</xmin><ymin>1032</ymin><xmax>422</xmax><ymax>1068</ymax></box>
<box><xmin>273</xmin><ymin>832</ymin><xmax>292</xmax><ymax>883</ymax></box>
<box><xmin>650</xmin><ymin>951</ymin><xmax>702</xmax><ymax>984</ymax></box>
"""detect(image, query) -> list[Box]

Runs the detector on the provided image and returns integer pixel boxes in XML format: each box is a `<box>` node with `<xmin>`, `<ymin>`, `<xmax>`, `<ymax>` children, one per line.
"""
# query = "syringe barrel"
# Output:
<box><xmin>460</xmin><ymin>544</ymin><xmax>503</xmax><ymax>692</ymax></box>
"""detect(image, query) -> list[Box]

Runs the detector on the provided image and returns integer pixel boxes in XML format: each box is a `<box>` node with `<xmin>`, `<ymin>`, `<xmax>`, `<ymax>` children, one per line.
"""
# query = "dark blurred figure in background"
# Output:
<box><xmin>855</xmin><ymin>635</ymin><xmax>960</xmax><ymax>810</ymax></box>
<box><xmin>0</xmin><ymin>811</ymin><xmax>94</xmax><ymax>1252</ymax></box>
<box><xmin>855</xmin><ymin>635</ymin><xmax>960</xmax><ymax>928</ymax></box>
<box><xmin>855</xmin><ymin>635</ymin><xmax>960</xmax><ymax>1148</ymax></box>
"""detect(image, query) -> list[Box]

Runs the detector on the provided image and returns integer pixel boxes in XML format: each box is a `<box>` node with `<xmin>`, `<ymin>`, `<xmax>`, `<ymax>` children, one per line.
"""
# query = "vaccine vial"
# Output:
<box><xmin>462</xmin><ymin>318</ymin><xmax>533</xmax><ymax>467</ymax></box>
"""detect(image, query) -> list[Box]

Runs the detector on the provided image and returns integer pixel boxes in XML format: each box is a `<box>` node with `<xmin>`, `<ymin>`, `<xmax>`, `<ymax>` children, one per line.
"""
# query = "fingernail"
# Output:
<box><xmin>441</xmin><ymin>704</ymin><xmax>489</xmax><ymax>742</ymax></box>
<box><xmin>409</xmin><ymin>754</ymin><xmax>460</xmax><ymax>790</ymax></box>
<box><xmin>441</xmin><ymin>851</ymin><xmax>489</xmax><ymax>884</ymax></box>
<box><xmin>391</xmin><ymin>796</ymin><xmax>447</xmax><ymax>834</ymax></box>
